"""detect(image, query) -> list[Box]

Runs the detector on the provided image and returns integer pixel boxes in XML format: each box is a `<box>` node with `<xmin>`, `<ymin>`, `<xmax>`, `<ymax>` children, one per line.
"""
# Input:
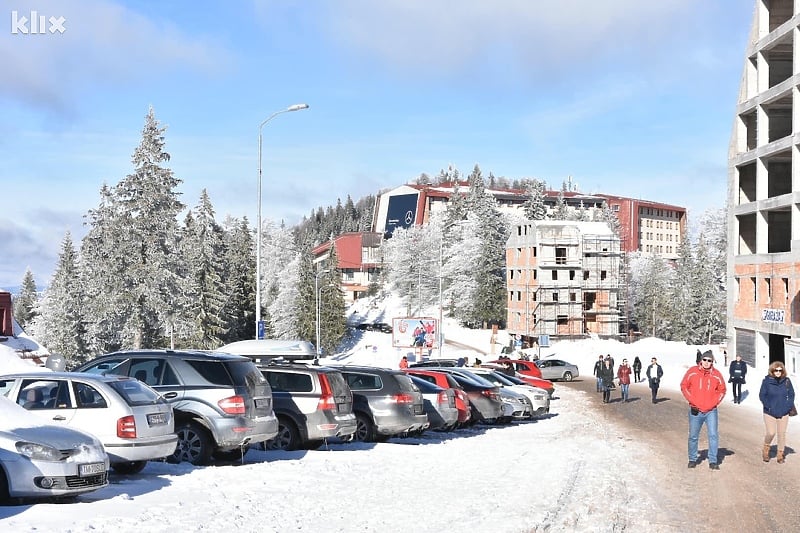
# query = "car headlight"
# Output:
<box><xmin>16</xmin><ymin>441</ymin><xmax>64</xmax><ymax>461</ymax></box>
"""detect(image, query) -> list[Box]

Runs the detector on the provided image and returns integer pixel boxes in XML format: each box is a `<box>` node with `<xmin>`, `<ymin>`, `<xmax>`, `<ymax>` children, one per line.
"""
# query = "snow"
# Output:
<box><xmin>0</xmin><ymin>295</ymin><xmax>789</xmax><ymax>531</ymax></box>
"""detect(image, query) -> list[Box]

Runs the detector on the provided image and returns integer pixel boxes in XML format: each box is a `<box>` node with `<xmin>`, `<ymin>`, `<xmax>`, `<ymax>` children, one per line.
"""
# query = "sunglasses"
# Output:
<box><xmin>774</xmin><ymin>368</ymin><xmax>784</xmax><ymax>372</ymax></box>
<box><xmin>701</xmin><ymin>358</ymin><xmax>713</xmax><ymax>363</ymax></box>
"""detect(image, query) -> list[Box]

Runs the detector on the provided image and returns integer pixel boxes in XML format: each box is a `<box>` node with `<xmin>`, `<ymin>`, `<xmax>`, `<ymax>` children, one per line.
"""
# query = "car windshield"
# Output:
<box><xmin>484</xmin><ymin>372</ymin><xmax>514</xmax><ymax>386</ymax></box>
<box><xmin>501</xmin><ymin>374</ymin><xmax>526</xmax><ymax>386</ymax></box>
<box><xmin>107</xmin><ymin>379</ymin><xmax>165</xmax><ymax>406</ymax></box>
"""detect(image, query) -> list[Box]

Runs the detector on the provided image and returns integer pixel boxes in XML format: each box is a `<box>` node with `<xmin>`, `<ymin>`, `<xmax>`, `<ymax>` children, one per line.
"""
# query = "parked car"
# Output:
<box><xmin>403</xmin><ymin>369</ymin><xmax>471</xmax><ymax>426</ymax></box>
<box><xmin>333</xmin><ymin>366</ymin><xmax>428</xmax><ymax>442</ymax></box>
<box><xmin>485</xmin><ymin>361</ymin><xmax>555</xmax><ymax>397</ymax></box>
<box><xmin>407</xmin><ymin>374</ymin><xmax>459</xmax><ymax>432</ymax></box>
<box><xmin>459</xmin><ymin>367</ymin><xmax>550</xmax><ymax>418</ymax></box>
<box><xmin>0</xmin><ymin>372</ymin><xmax>177</xmax><ymax>474</ymax></box>
<box><xmin>535</xmin><ymin>358</ymin><xmax>579</xmax><ymax>382</ymax></box>
<box><xmin>256</xmin><ymin>361</ymin><xmax>357</xmax><ymax>450</ymax></box>
<box><xmin>75</xmin><ymin>349</ymin><xmax>279</xmax><ymax>465</ymax></box>
<box><xmin>423</xmin><ymin>368</ymin><xmax>504</xmax><ymax>424</ymax></box>
<box><xmin>352</xmin><ymin>322</ymin><xmax>392</xmax><ymax>333</ymax></box>
<box><xmin>0</xmin><ymin>395</ymin><xmax>109</xmax><ymax>501</ymax></box>
<box><xmin>409</xmin><ymin>359</ymin><xmax>460</xmax><ymax>368</ymax></box>
<box><xmin>488</xmin><ymin>359</ymin><xmax>543</xmax><ymax>378</ymax></box>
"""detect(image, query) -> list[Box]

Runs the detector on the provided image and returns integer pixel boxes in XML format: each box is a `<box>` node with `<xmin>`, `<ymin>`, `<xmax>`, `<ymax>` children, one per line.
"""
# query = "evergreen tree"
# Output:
<box><xmin>13</xmin><ymin>268</ymin><xmax>38</xmax><ymax>328</ymax></box>
<box><xmin>220</xmin><ymin>215</ymin><xmax>256</xmax><ymax>343</ymax></box>
<box><xmin>596</xmin><ymin>201</ymin><xmax>621</xmax><ymax>235</ymax></box>
<box><xmin>522</xmin><ymin>179</ymin><xmax>547</xmax><ymax>221</ymax></box>
<box><xmin>268</xmin><ymin>253</ymin><xmax>301</xmax><ymax>339</ymax></box>
<box><xmin>318</xmin><ymin>245</ymin><xmax>346</xmax><ymax>354</ymax></box>
<box><xmin>295</xmin><ymin>255</ymin><xmax>317</xmax><ymax>346</ymax></box>
<box><xmin>630</xmin><ymin>254</ymin><xmax>674</xmax><ymax>338</ymax></box>
<box><xmin>29</xmin><ymin>233</ymin><xmax>87</xmax><ymax>363</ymax></box>
<box><xmin>113</xmin><ymin>107</ymin><xmax>185</xmax><ymax>348</ymax></box>
<box><xmin>668</xmin><ymin>230</ymin><xmax>695</xmax><ymax>342</ymax></box>
<box><xmin>551</xmin><ymin>190</ymin><xmax>570</xmax><ymax>220</ymax></box>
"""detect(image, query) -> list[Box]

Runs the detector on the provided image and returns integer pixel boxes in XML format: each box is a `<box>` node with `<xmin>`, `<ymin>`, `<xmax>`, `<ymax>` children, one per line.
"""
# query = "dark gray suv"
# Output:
<box><xmin>334</xmin><ymin>365</ymin><xmax>428</xmax><ymax>442</ymax></box>
<box><xmin>257</xmin><ymin>361</ymin><xmax>357</xmax><ymax>451</ymax></box>
<box><xmin>75</xmin><ymin>350</ymin><xmax>279</xmax><ymax>465</ymax></box>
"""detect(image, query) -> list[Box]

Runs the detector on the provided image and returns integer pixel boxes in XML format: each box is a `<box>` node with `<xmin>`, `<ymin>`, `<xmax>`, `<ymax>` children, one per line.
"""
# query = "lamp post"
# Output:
<box><xmin>255</xmin><ymin>103</ymin><xmax>309</xmax><ymax>339</ymax></box>
<box><xmin>315</xmin><ymin>269</ymin><xmax>330</xmax><ymax>356</ymax></box>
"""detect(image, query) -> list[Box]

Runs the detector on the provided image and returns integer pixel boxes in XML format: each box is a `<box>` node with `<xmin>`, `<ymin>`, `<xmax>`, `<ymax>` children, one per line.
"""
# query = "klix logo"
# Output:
<box><xmin>10</xmin><ymin>10</ymin><xmax>66</xmax><ymax>35</ymax></box>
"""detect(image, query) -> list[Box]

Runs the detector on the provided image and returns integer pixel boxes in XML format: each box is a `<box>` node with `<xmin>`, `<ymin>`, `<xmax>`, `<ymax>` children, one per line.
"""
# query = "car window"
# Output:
<box><xmin>225</xmin><ymin>361</ymin><xmax>266</xmax><ymax>388</ymax></box>
<box><xmin>410</xmin><ymin>373</ymin><xmax>436</xmax><ymax>385</ymax></box>
<box><xmin>185</xmin><ymin>360</ymin><xmax>234</xmax><ymax>386</ymax></box>
<box><xmin>73</xmin><ymin>382</ymin><xmax>107</xmax><ymax>408</ymax></box>
<box><xmin>83</xmin><ymin>358</ymin><xmax>126</xmax><ymax>375</ymax></box>
<box><xmin>19</xmin><ymin>380</ymin><xmax>59</xmax><ymax>410</ymax></box>
<box><xmin>0</xmin><ymin>379</ymin><xmax>15</xmax><ymax>397</ymax></box>
<box><xmin>344</xmin><ymin>373</ymin><xmax>382</xmax><ymax>390</ymax></box>
<box><xmin>394</xmin><ymin>373</ymin><xmax>419</xmax><ymax>393</ymax></box>
<box><xmin>324</xmin><ymin>371</ymin><xmax>350</xmax><ymax>397</ymax></box>
<box><xmin>107</xmin><ymin>379</ymin><xmax>164</xmax><ymax>406</ymax></box>
<box><xmin>444</xmin><ymin>374</ymin><xmax>461</xmax><ymax>389</ymax></box>
<box><xmin>265</xmin><ymin>371</ymin><xmax>313</xmax><ymax>393</ymax></box>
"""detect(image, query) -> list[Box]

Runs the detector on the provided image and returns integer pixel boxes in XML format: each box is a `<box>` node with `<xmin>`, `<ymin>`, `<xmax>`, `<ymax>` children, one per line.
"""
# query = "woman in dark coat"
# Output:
<box><xmin>632</xmin><ymin>357</ymin><xmax>642</xmax><ymax>383</ymax></box>
<box><xmin>598</xmin><ymin>359</ymin><xmax>615</xmax><ymax>404</ymax></box>
<box><xmin>728</xmin><ymin>353</ymin><xmax>747</xmax><ymax>404</ymax></box>
<box><xmin>759</xmin><ymin>361</ymin><xmax>795</xmax><ymax>463</ymax></box>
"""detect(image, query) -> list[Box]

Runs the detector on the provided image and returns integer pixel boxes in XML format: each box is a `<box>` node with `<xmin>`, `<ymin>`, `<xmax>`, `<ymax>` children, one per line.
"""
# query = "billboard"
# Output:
<box><xmin>384</xmin><ymin>193</ymin><xmax>418</xmax><ymax>235</ymax></box>
<box><xmin>392</xmin><ymin>317</ymin><xmax>438</xmax><ymax>349</ymax></box>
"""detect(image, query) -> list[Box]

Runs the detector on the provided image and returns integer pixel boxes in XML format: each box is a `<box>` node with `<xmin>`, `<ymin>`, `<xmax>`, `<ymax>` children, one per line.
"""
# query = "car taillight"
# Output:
<box><xmin>317</xmin><ymin>374</ymin><xmax>336</xmax><ymax>411</ymax></box>
<box><xmin>117</xmin><ymin>415</ymin><xmax>137</xmax><ymax>439</ymax></box>
<box><xmin>437</xmin><ymin>391</ymin><xmax>449</xmax><ymax>405</ymax></box>
<box><xmin>392</xmin><ymin>393</ymin><xmax>414</xmax><ymax>404</ymax></box>
<box><xmin>481</xmin><ymin>389</ymin><xmax>500</xmax><ymax>401</ymax></box>
<box><xmin>218</xmin><ymin>395</ymin><xmax>246</xmax><ymax>415</ymax></box>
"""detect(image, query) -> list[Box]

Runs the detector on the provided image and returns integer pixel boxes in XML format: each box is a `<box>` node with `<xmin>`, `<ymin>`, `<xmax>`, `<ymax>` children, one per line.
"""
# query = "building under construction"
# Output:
<box><xmin>506</xmin><ymin>221</ymin><xmax>621</xmax><ymax>344</ymax></box>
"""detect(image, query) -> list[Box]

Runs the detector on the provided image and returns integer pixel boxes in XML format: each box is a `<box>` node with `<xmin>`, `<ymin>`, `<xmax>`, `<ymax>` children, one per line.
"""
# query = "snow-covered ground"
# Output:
<box><xmin>0</xmin><ymin>294</ymin><xmax>793</xmax><ymax>532</ymax></box>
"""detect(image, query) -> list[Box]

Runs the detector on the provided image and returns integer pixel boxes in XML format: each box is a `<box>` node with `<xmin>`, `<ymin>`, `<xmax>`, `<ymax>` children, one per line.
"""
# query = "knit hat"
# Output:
<box><xmin>701</xmin><ymin>350</ymin><xmax>714</xmax><ymax>362</ymax></box>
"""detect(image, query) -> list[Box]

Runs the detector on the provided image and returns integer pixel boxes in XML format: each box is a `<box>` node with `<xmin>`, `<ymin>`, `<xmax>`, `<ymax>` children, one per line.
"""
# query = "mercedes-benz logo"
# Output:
<box><xmin>405</xmin><ymin>211</ymin><xmax>413</xmax><ymax>224</ymax></box>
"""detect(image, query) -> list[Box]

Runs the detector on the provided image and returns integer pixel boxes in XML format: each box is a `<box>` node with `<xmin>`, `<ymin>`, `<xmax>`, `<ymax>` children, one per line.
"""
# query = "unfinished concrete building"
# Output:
<box><xmin>506</xmin><ymin>221</ymin><xmax>621</xmax><ymax>344</ymax></box>
<box><xmin>728</xmin><ymin>0</ymin><xmax>800</xmax><ymax>375</ymax></box>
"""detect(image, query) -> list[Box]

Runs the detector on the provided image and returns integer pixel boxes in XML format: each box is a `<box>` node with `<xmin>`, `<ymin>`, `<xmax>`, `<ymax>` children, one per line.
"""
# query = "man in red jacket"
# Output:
<box><xmin>680</xmin><ymin>351</ymin><xmax>727</xmax><ymax>470</ymax></box>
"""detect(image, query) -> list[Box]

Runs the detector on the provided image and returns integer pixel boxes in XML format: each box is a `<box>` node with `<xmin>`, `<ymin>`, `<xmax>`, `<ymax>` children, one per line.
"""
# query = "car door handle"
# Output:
<box><xmin>52</xmin><ymin>415</ymin><xmax>66</xmax><ymax>421</ymax></box>
<box><xmin>162</xmin><ymin>392</ymin><xmax>178</xmax><ymax>399</ymax></box>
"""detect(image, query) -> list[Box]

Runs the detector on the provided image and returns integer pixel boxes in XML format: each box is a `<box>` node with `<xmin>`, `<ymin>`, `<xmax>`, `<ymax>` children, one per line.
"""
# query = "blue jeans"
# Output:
<box><xmin>620</xmin><ymin>383</ymin><xmax>629</xmax><ymax>401</ymax></box>
<box><xmin>596</xmin><ymin>376</ymin><xmax>603</xmax><ymax>392</ymax></box>
<box><xmin>688</xmin><ymin>407</ymin><xmax>719</xmax><ymax>464</ymax></box>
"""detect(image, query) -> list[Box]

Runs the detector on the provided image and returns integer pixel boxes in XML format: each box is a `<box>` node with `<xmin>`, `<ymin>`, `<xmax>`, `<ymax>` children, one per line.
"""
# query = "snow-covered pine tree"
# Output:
<box><xmin>13</xmin><ymin>268</ymin><xmax>39</xmax><ymax>329</ymax></box>
<box><xmin>522</xmin><ymin>179</ymin><xmax>547</xmax><ymax>221</ymax></box>
<box><xmin>220</xmin><ymin>215</ymin><xmax>255</xmax><ymax>343</ymax></box>
<box><xmin>319</xmin><ymin>245</ymin><xmax>346</xmax><ymax>354</ymax></box>
<box><xmin>29</xmin><ymin>233</ymin><xmax>88</xmax><ymax>363</ymax></box>
<box><xmin>551</xmin><ymin>190</ymin><xmax>570</xmax><ymax>220</ymax></box>
<box><xmin>113</xmin><ymin>107</ymin><xmax>185</xmax><ymax>348</ymax></box>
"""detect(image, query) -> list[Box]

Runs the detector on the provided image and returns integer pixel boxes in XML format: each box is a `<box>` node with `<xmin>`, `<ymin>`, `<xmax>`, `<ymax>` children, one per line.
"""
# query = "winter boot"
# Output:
<box><xmin>777</xmin><ymin>449</ymin><xmax>785</xmax><ymax>464</ymax></box>
<box><xmin>762</xmin><ymin>444</ymin><xmax>771</xmax><ymax>462</ymax></box>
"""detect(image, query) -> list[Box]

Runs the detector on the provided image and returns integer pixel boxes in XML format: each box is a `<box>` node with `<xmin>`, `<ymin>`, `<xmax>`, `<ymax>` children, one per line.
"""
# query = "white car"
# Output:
<box><xmin>458</xmin><ymin>366</ymin><xmax>550</xmax><ymax>417</ymax></box>
<box><xmin>0</xmin><ymin>395</ymin><xmax>109</xmax><ymax>501</ymax></box>
<box><xmin>0</xmin><ymin>372</ymin><xmax>177</xmax><ymax>474</ymax></box>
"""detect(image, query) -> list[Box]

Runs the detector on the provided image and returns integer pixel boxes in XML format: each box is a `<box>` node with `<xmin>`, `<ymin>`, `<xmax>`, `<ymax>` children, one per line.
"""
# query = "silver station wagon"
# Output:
<box><xmin>0</xmin><ymin>372</ymin><xmax>177</xmax><ymax>475</ymax></box>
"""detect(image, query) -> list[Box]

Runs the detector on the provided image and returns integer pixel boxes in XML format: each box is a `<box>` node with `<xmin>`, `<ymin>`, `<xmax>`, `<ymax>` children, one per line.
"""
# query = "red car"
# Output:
<box><xmin>487</xmin><ymin>360</ymin><xmax>554</xmax><ymax>397</ymax></box>
<box><xmin>404</xmin><ymin>369</ymin><xmax>471</xmax><ymax>426</ymax></box>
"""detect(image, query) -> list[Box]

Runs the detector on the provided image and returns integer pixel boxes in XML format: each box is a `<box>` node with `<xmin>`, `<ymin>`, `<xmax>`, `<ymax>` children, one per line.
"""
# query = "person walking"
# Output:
<box><xmin>632</xmin><ymin>356</ymin><xmax>642</xmax><ymax>383</ymax></box>
<box><xmin>617</xmin><ymin>359</ymin><xmax>632</xmax><ymax>402</ymax></box>
<box><xmin>599</xmin><ymin>358</ymin><xmax>615</xmax><ymax>404</ymax></box>
<box><xmin>646</xmin><ymin>357</ymin><xmax>663</xmax><ymax>404</ymax></box>
<box><xmin>680</xmin><ymin>351</ymin><xmax>727</xmax><ymax>470</ymax></box>
<box><xmin>593</xmin><ymin>355</ymin><xmax>604</xmax><ymax>393</ymax></box>
<box><xmin>399</xmin><ymin>356</ymin><xmax>409</xmax><ymax>369</ymax></box>
<box><xmin>728</xmin><ymin>354</ymin><xmax>748</xmax><ymax>404</ymax></box>
<box><xmin>758</xmin><ymin>361</ymin><xmax>796</xmax><ymax>464</ymax></box>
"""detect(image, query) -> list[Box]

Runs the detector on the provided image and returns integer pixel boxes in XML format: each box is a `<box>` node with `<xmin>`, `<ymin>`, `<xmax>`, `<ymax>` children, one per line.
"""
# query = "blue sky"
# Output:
<box><xmin>0</xmin><ymin>0</ymin><xmax>754</xmax><ymax>289</ymax></box>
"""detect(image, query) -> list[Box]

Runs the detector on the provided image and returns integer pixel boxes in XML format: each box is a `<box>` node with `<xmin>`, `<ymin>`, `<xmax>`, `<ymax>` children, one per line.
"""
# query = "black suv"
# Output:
<box><xmin>75</xmin><ymin>349</ymin><xmax>279</xmax><ymax>465</ymax></box>
<box><xmin>257</xmin><ymin>361</ymin><xmax>357</xmax><ymax>451</ymax></box>
<box><xmin>333</xmin><ymin>365</ymin><xmax>428</xmax><ymax>442</ymax></box>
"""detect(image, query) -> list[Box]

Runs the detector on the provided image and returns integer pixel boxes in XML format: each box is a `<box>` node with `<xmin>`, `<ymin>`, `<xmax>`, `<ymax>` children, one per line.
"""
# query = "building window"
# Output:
<box><xmin>784</xmin><ymin>278</ymin><xmax>789</xmax><ymax>300</ymax></box>
<box><xmin>552</xmin><ymin>292</ymin><xmax>559</xmax><ymax>302</ymax></box>
<box><xmin>583</xmin><ymin>271</ymin><xmax>589</xmax><ymax>280</ymax></box>
<box><xmin>533</xmin><ymin>247</ymin><xmax>537</xmax><ymax>257</ymax></box>
<box><xmin>751</xmin><ymin>277</ymin><xmax>757</xmax><ymax>301</ymax></box>
<box><xmin>612</xmin><ymin>204</ymin><xmax>619</xmax><ymax>212</ymax></box>
<box><xmin>766</xmin><ymin>278</ymin><xmax>771</xmax><ymax>301</ymax></box>
<box><xmin>601</xmin><ymin>270</ymin><xmax>607</xmax><ymax>280</ymax></box>
<box><xmin>552</xmin><ymin>270</ymin><xmax>558</xmax><ymax>281</ymax></box>
<box><xmin>570</xmin><ymin>270</ymin><xmax>576</xmax><ymax>280</ymax></box>
<box><xmin>735</xmin><ymin>277</ymin><xmax>740</xmax><ymax>302</ymax></box>
<box><xmin>569</xmin><ymin>292</ymin><xmax>576</xmax><ymax>302</ymax></box>
<box><xmin>555</xmin><ymin>247</ymin><xmax>567</xmax><ymax>265</ymax></box>
<box><xmin>557</xmin><ymin>315</ymin><xmax>568</xmax><ymax>326</ymax></box>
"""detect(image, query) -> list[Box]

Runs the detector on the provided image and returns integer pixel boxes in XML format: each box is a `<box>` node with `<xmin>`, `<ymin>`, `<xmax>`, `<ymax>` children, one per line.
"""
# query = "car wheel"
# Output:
<box><xmin>563</xmin><ymin>371</ymin><xmax>573</xmax><ymax>382</ymax></box>
<box><xmin>170</xmin><ymin>421</ymin><xmax>213</xmax><ymax>465</ymax></box>
<box><xmin>264</xmin><ymin>417</ymin><xmax>300</xmax><ymax>451</ymax></box>
<box><xmin>111</xmin><ymin>461</ymin><xmax>147</xmax><ymax>475</ymax></box>
<box><xmin>353</xmin><ymin>412</ymin><xmax>376</xmax><ymax>442</ymax></box>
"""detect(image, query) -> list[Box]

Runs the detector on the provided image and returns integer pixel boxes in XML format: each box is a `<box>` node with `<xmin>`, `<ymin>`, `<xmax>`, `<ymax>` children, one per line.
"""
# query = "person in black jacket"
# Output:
<box><xmin>646</xmin><ymin>357</ymin><xmax>664</xmax><ymax>404</ymax></box>
<box><xmin>592</xmin><ymin>355</ymin><xmax>604</xmax><ymax>393</ymax></box>
<box><xmin>759</xmin><ymin>361</ymin><xmax>795</xmax><ymax>464</ymax></box>
<box><xmin>728</xmin><ymin>353</ymin><xmax>747</xmax><ymax>404</ymax></box>
<box><xmin>632</xmin><ymin>357</ymin><xmax>642</xmax><ymax>383</ymax></box>
<box><xmin>598</xmin><ymin>358</ymin><xmax>615</xmax><ymax>404</ymax></box>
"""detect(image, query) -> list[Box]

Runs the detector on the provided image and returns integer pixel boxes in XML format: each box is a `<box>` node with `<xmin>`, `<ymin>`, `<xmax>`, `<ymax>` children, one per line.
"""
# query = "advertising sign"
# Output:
<box><xmin>384</xmin><ymin>194</ymin><xmax>418</xmax><ymax>235</ymax></box>
<box><xmin>392</xmin><ymin>317</ymin><xmax>439</xmax><ymax>349</ymax></box>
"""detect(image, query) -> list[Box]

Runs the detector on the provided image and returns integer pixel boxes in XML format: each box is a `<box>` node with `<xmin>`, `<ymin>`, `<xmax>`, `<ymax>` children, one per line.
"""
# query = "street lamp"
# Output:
<box><xmin>315</xmin><ymin>269</ymin><xmax>330</xmax><ymax>356</ymax></box>
<box><xmin>255</xmin><ymin>103</ymin><xmax>309</xmax><ymax>339</ymax></box>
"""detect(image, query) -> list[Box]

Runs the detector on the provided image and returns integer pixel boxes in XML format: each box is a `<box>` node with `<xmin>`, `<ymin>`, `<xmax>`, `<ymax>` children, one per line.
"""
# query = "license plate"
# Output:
<box><xmin>147</xmin><ymin>412</ymin><xmax>168</xmax><ymax>426</ymax></box>
<box><xmin>79</xmin><ymin>462</ymin><xmax>105</xmax><ymax>477</ymax></box>
<box><xmin>255</xmin><ymin>398</ymin><xmax>269</xmax><ymax>408</ymax></box>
